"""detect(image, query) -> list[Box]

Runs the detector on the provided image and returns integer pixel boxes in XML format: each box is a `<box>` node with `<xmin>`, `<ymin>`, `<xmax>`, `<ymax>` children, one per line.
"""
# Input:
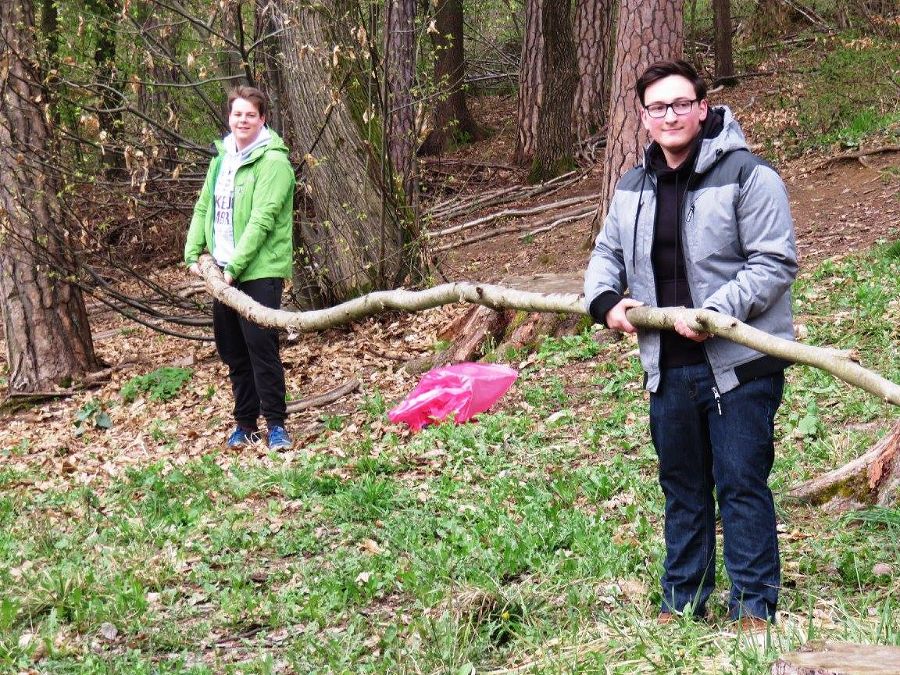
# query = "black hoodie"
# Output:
<box><xmin>648</xmin><ymin>112</ymin><xmax>725</xmax><ymax>367</ymax></box>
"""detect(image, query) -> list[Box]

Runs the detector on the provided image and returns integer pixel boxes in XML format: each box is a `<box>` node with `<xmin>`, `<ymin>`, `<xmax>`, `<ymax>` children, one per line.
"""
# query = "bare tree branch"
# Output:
<box><xmin>197</xmin><ymin>256</ymin><xmax>900</xmax><ymax>406</ymax></box>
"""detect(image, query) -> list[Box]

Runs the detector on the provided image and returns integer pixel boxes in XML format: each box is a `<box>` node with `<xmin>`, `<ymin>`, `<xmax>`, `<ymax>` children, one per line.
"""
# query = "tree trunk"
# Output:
<box><xmin>384</xmin><ymin>0</ymin><xmax>417</xmax><ymax>197</ymax></box>
<box><xmin>529</xmin><ymin>0</ymin><xmax>577</xmax><ymax>182</ymax></box>
<box><xmin>593</xmin><ymin>0</ymin><xmax>683</xmax><ymax>237</ymax></box>
<box><xmin>0</xmin><ymin>0</ymin><xmax>99</xmax><ymax>393</ymax></box>
<box><xmin>713</xmin><ymin>0</ymin><xmax>736</xmax><ymax>86</ymax></box>
<box><xmin>271</xmin><ymin>0</ymin><xmax>423</xmax><ymax>306</ymax></box>
<box><xmin>220</xmin><ymin>0</ymin><xmax>252</xmax><ymax>91</ymax></box>
<box><xmin>418</xmin><ymin>0</ymin><xmax>482</xmax><ymax>156</ymax></box>
<box><xmin>254</xmin><ymin>0</ymin><xmax>289</xmax><ymax>137</ymax></box>
<box><xmin>512</xmin><ymin>0</ymin><xmax>543</xmax><ymax>166</ymax></box>
<box><xmin>572</xmin><ymin>0</ymin><xmax>614</xmax><ymax>142</ymax></box>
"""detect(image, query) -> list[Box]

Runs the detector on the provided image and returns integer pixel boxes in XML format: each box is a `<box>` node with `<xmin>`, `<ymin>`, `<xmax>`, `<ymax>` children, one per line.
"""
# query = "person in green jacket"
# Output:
<box><xmin>185</xmin><ymin>86</ymin><xmax>295</xmax><ymax>451</ymax></box>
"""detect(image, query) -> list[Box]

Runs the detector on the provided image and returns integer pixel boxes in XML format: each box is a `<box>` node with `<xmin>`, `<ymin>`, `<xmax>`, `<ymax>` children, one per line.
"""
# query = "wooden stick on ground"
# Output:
<box><xmin>285</xmin><ymin>377</ymin><xmax>360</xmax><ymax>414</ymax></box>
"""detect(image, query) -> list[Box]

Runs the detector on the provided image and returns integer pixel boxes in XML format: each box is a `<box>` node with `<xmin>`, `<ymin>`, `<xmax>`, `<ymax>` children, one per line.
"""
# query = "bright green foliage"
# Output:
<box><xmin>120</xmin><ymin>367</ymin><xmax>193</xmax><ymax>404</ymax></box>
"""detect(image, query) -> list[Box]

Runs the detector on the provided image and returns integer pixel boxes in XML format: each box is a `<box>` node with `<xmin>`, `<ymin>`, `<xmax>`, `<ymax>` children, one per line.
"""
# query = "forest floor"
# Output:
<box><xmin>1</xmin><ymin>59</ymin><xmax>899</xmax><ymax>673</ymax></box>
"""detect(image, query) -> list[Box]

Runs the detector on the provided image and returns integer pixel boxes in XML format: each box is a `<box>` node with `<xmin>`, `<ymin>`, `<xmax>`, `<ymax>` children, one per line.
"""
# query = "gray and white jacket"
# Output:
<box><xmin>584</xmin><ymin>106</ymin><xmax>798</xmax><ymax>394</ymax></box>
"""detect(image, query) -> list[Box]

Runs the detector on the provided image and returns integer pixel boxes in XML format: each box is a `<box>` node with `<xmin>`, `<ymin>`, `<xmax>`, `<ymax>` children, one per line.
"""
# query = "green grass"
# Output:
<box><xmin>0</xmin><ymin>245</ymin><xmax>898</xmax><ymax>672</ymax></box>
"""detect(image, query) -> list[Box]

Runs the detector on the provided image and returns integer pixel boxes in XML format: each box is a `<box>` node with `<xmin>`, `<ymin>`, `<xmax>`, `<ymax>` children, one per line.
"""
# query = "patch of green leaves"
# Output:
<box><xmin>120</xmin><ymin>367</ymin><xmax>193</xmax><ymax>403</ymax></box>
<box><xmin>73</xmin><ymin>398</ymin><xmax>112</xmax><ymax>435</ymax></box>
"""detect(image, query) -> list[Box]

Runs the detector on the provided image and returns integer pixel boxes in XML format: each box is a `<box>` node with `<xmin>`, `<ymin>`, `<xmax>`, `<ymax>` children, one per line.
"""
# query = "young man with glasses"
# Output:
<box><xmin>584</xmin><ymin>60</ymin><xmax>797</xmax><ymax>627</ymax></box>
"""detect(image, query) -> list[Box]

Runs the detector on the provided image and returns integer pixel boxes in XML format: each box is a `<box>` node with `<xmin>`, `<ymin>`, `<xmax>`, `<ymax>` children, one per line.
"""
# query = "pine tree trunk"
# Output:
<box><xmin>254</xmin><ymin>0</ymin><xmax>289</xmax><ymax>136</ymax></box>
<box><xmin>0</xmin><ymin>0</ymin><xmax>99</xmax><ymax>393</ymax></box>
<box><xmin>594</xmin><ymin>0</ymin><xmax>683</xmax><ymax>236</ymax></box>
<box><xmin>573</xmin><ymin>0</ymin><xmax>614</xmax><ymax>142</ymax></box>
<box><xmin>418</xmin><ymin>0</ymin><xmax>482</xmax><ymax>156</ymax></box>
<box><xmin>512</xmin><ymin>0</ymin><xmax>543</xmax><ymax>166</ymax></box>
<box><xmin>271</xmin><ymin>0</ymin><xmax>423</xmax><ymax>306</ymax></box>
<box><xmin>713</xmin><ymin>0</ymin><xmax>736</xmax><ymax>85</ymax></box>
<box><xmin>529</xmin><ymin>0</ymin><xmax>577</xmax><ymax>182</ymax></box>
<box><xmin>385</xmin><ymin>0</ymin><xmax>417</xmax><ymax>197</ymax></box>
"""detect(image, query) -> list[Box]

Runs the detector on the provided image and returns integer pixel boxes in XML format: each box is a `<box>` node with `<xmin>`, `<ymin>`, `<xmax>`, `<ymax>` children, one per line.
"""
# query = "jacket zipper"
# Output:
<box><xmin>679</xmin><ymin>173</ymin><xmax>724</xmax><ymax>416</ymax></box>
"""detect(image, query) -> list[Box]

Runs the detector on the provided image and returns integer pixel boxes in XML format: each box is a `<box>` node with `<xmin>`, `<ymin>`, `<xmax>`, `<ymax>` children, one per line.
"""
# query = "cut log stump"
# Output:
<box><xmin>789</xmin><ymin>421</ymin><xmax>900</xmax><ymax>509</ymax></box>
<box><xmin>772</xmin><ymin>641</ymin><xmax>900</xmax><ymax>674</ymax></box>
<box><xmin>435</xmin><ymin>272</ymin><xmax>588</xmax><ymax>364</ymax></box>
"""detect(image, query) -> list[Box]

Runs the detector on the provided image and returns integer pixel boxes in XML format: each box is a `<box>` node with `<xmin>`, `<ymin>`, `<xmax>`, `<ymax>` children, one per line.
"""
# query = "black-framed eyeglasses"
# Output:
<box><xmin>644</xmin><ymin>99</ymin><xmax>698</xmax><ymax>118</ymax></box>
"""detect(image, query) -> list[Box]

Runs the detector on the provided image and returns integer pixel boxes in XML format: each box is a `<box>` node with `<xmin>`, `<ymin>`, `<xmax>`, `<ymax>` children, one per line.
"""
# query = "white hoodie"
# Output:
<box><xmin>212</xmin><ymin>127</ymin><xmax>272</xmax><ymax>267</ymax></box>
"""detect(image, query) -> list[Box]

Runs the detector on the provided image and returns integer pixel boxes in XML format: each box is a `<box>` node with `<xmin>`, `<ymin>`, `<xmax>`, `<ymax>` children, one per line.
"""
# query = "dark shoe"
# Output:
<box><xmin>734</xmin><ymin>616</ymin><xmax>770</xmax><ymax>632</ymax></box>
<box><xmin>267</xmin><ymin>425</ymin><xmax>292</xmax><ymax>451</ymax></box>
<box><xmin>657</xmin><ymin>612</ymin><xmax>677</xmax><ymax>625</ymax></box>
<box><xmin>226</xmin><ymin>426</ymin><xmax>261</xmax><ymax>448</ymax></box>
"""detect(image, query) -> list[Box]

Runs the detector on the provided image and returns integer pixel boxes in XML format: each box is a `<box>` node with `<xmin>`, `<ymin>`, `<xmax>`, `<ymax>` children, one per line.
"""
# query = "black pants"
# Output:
<box><xmin>213</xmin><ymin>277</ymin><xmax>286</xmax><ymax>430</ymax></box>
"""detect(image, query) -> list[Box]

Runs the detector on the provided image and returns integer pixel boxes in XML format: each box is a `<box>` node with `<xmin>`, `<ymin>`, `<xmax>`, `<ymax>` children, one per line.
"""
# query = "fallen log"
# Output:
<box><xmin>197</xmin><ymin>254</ymin><xmax>900</xmax><ymax>407</ymax></box>
<box><xmin>286</xmin><ymin>376</ymin><xmax>360</xmax><ymax>414</ymax></box>
<box><xmin>788</xmin><ymin>420</ymin><xmax>899</xmax><ymax>508</ymax></box>
<box><xmin>772</xmin><ymin>641</ymin><xmax>900</xmax><ymax>674</ymax></box>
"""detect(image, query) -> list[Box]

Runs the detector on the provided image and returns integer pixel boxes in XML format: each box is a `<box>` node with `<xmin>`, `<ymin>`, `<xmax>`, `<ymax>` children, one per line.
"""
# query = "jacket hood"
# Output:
<box><xmin>644</xmin><ymin>105</ymin><xmax>748</xmax><ymax>175</ymax></box>
<box><xmin>213</xmin><ymin>128</ymin><xmax>289</xmax><ymax>161</ymax></box>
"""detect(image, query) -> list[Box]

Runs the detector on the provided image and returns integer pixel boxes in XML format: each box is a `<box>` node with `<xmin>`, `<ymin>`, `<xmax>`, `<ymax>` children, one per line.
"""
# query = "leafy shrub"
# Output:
<box><xmin>120</xmin><ymin>367</ymin><xmax>193</xmax><ymax>403</ymax></box>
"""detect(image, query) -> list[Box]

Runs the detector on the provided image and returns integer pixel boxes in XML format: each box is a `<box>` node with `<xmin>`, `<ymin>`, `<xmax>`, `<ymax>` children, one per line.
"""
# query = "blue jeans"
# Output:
<box><xmin>649</xmin><ymin>362</ymin><xmax>784</xmax><ymax>620</ymax></box>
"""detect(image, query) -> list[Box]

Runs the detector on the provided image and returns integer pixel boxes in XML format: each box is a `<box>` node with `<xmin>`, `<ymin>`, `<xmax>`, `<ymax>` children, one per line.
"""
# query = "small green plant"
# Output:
<box><xmin>360</xmin><ymin>390</ymin><xmax>387</xmax><ymax>417</ymax></box>
<box><xmin>321</xmin><ymin>414</ymin><xmax>346</xmax><ymax>431</ymax></box>
<box><xmin>149</xmin><ymin>419</ymin><xmax>175</xmax><ymax>447</ymax></box>
<box><xmin>73</xmin><ymin>398</ymin><xmax>112</xmax><ymax>436</ymax></box>
<box><xmin>120</xmin><ymin>367</ymin><xmax>193</xmax><ymax>403</ymax></box>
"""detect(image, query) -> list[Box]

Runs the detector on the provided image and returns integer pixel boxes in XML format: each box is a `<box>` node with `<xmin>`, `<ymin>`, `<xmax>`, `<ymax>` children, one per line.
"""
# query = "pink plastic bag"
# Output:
<box><xmin>388</xmin><ymin>362</ymin><xmax>518</xmax><ymax>431</ymax></box>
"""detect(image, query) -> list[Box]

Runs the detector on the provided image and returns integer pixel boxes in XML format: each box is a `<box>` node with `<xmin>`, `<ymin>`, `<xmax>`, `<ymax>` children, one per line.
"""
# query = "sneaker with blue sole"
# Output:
<box><xmin>267</xmin><ymin>425</ymin><xmax>292</xmax><ymax>451</ymax></box>
<box><xmin>226</xmin><ymin>426</ymin><xmax>261</xmax><ymax>448</ymax></box>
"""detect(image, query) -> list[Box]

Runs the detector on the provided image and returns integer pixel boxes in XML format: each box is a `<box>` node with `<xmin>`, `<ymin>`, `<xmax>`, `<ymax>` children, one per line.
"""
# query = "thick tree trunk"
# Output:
<box><xmin>529</xmin><ymin>0</ymin><xmax>578</xmax><ymax>182</ymax></box>
<box><xmin>573</xmin><ymin>0</ymin><xmax>614</xmax><ymax>142</ymax></box>
<box><xmin>512</xmin><ymin>0</ymin><xmax>543</xmax><ymax>166</ymax></box>
<box><xmin>271</xmin><ymin>0</ymin><xmax>423</xmax><ymax>306</ymax></box>
<box><xmin>0</xmin><ymin>0</ymin><xmax>99</xmax><ymax>393</ymax></box>
<box><xmin>713</xmin><ymin>0</ymin><xmax>736</xmax><ymax>86</ymax></box>
<box><xmin>418</xmin><ymin>0</ymin><xmax>482</xmax><ymax>156</ymax></box>
<box><xmin>385</xmin><ymin>0</ymin><xmax>417</xmax><ymax>197</ymax></box>
<box><xmin>594</xmin><ymin>0</ymin><xmax>683</xmax><ymax>236</ymax></box>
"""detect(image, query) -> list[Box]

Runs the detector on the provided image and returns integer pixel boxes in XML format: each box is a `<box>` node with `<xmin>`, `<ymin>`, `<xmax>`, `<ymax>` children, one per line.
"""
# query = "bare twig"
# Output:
<box><xmin>430</xmin><ymin>193</ymin><xmax>600</xmax><ymax>238</ymax></box>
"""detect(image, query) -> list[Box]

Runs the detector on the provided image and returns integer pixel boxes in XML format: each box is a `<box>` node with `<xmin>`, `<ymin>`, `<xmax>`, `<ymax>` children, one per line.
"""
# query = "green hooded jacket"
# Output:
<box><xmin>184</xmin><ymin>130</ymin><xmax>295</xmax><ymax>281</ymax></box>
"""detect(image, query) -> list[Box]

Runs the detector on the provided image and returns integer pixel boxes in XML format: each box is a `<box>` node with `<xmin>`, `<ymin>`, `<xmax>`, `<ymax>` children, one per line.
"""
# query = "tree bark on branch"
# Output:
<box><xmin>197</xmin><ymin>255</ymin><xmax>900</xmax><ymax>407</ymax></box>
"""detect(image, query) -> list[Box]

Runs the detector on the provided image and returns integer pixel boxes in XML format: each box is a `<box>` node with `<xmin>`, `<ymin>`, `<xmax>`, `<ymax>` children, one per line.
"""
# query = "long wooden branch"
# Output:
<box><xmin>197</xmin><ymin>256</ymin><xmax>900</xmax><ymax>406</ymax></box>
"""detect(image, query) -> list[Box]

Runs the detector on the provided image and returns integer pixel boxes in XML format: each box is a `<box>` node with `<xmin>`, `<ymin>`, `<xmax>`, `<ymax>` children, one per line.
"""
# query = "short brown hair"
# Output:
<box><xmin>635</xmin><ymin>60</ymin><xmax>707</xmax><ymax>106</ymax></box>
<box><xmin>227</xmin><ymin>86</ymin><xmax>268</xmax><ymax>118</ymax></box>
